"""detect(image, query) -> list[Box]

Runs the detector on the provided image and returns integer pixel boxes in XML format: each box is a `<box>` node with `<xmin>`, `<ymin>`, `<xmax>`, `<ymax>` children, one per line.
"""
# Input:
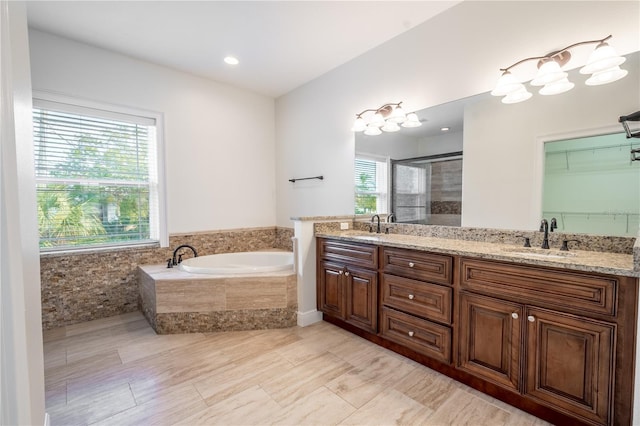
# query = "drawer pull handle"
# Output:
<box><xmin>408</xmin><ymin>262</ymin><xmax>415</xmax><ymax>268</ymax></box>
<box><xmin>408</xmin><ymin>331</ymin><xmax>415</xmax><ymax>337</ymax></box>
<box><xmin>527</xmin><ymin>315</ymin><xmax>536</xmax><ymax>322</ymax></box>
<box><xmin>511</xmin><ymin>312</ymin><xmax>519</xmax><ymax>319</ymax></box>
<box><xmin>408</xmin><ymin>294</ymin><xmax>415</xmax><ymax>300</ymax></box>
<box><xmin>344</xmin><ymin>271</ymin><xmax>350</xmax><ymax>276</ymax></box>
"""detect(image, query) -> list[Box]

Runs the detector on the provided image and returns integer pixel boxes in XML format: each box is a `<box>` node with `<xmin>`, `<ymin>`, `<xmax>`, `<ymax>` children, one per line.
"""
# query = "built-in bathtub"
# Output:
<box><xmin>138</xmin><ymin>251</ymin><xmax>296</xmax><ymax>334</ymax></box>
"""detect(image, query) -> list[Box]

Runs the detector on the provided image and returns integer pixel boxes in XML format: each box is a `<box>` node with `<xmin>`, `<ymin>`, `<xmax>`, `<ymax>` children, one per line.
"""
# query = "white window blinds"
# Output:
<box><xmin>33</xmin><ymin>98</ymin><xmax>163</xmax><ymax>250</ymax></box>
<box><xmin>355</xmin><ymin>156</ymin><xmax>388</xmax><ymax>214</ymax></box>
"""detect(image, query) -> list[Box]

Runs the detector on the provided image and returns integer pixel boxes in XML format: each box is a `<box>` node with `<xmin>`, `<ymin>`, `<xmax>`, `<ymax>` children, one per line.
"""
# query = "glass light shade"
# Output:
<box><xmin>538</xmin><ymin>77</ymin><xmax>574</xmax><ymax>95</ymax></box>
<box><xmin>370</xmin><ymin>112</ymin><xmax>385</xmax><ymax>127</ymax></box>
<box><xmin>364</xmin><ymin>124</ymin><xmax>382</xmax><ymax>136</ymax></box>
<box><xmin>585</xmin><ymin>66</ymin><xmax>628</xmax><ymax>86</ymax></box>
<box><xmin>351</xmin><ymin>116</ymin><xmax>366</xmax><ymax>132</ymax></box>
<box><xmin>381</xmin><ymin>120</ymin><xmax>400</xmax><ymax>132</ymax></box>
<box><xmin>501</xmin><ymin>87</ymin><xmax>532</xmax><ymax>104</ymax></box>
<box><xmin>580</xmin><ymin>42</ymin><xmax>626</xmax><ymax>75</ymax></box>
<box><xmin>401</xmin><ymin>112</ymin><xmax>422</xmax><ymax>128</ymax></box>
<box><xmin>491</xmin><ymin>71</ymin><xmax>523</xmax><ymax>96</ymax></box>
<box><xmin>530</xmin><ymin>60</ymin><xmax>567</xmax><ymax>86</ymax></box>
<box><xmin>388</xmin><ymin>105</ymin><xmax>407</xmax><ymax>123</ymax></box>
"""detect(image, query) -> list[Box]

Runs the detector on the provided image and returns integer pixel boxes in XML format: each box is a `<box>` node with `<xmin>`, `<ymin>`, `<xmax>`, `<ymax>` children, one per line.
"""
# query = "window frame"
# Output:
<box><xmin>32</xmin><ymin>91</ymin><xmax>168</xmax><ymax>252</ymax></box>
<box><xmin>354</xmin><ymin>153</ymin><xmax>390</xmax><ymax>215</ymax></box>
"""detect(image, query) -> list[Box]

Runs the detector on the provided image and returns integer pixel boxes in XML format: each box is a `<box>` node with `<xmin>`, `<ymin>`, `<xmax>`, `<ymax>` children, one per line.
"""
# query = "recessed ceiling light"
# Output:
<box><xmin>224</xmin><ymin>56</ymin><xmax>239</xmax><ymax>65</ymax></box>
<box><xmin>441</xmin><ymin>127</ymin><xmax>450</xmax><ymax>132</ymax></box>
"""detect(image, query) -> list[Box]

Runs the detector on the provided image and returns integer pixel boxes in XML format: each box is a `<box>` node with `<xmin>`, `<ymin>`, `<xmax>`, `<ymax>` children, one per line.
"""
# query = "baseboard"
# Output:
<box><xmin>297</xmin><ymin>309</ymin><xmax>322</xmax><ymax>327</ymax></box>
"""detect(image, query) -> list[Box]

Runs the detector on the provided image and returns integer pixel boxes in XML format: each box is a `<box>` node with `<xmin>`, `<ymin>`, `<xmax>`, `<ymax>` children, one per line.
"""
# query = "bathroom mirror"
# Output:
<box><xmin>355</xmin><ymin>51</ymin><xmax>640</xmax><ymax>234</ymax></box>
<box><xmin>542</xmin><ymin>132</ymin><xmax>639</xmax><ymax>236</ymax></box>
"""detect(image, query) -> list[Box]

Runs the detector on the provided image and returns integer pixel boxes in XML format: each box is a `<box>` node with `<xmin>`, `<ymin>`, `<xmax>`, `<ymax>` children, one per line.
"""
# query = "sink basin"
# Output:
<box><xmin>502</xmin><ymin>247</ymin><xmax>577</xmax><ymax>259</ymax></box>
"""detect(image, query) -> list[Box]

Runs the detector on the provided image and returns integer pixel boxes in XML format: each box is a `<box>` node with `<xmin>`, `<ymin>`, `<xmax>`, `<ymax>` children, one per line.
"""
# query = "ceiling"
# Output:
<box><xmin>26</xmin><ymin>1</ymin><xmax>461</xmax><ymax>98</ymax></box>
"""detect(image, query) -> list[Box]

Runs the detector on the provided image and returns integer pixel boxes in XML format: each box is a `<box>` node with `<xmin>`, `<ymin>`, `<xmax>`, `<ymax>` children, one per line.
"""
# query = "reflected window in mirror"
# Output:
<box><xmin>543</xmin><ymin>133</ymin><xmax>640</xmax><ymax>236</ymax></box>
<box><xmin>354</xmin><ymin>154</ymin><xmax>389</xmax><ymax>215</ymax></box>
<box><xmin>392</xmin><ymin>152</ymin><xmax>462</xmax><ymax>225</ymax></box>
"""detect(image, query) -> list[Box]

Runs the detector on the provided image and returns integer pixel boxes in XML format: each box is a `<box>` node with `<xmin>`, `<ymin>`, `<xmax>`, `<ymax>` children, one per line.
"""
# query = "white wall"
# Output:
<box><xmin>1</xmin><ymin>2</ymin><xmax>45</xmax><ymax>424</ymax></box>
<box><xmin>356</xmin><ymin>131</ymin><xmax>421</xmax><ymax>160</ymax></box>
<box><xmin>29</xmin><ymin>29</ymin><xmax>276</xmax><ymax>234</ymax></box>
<box><xmin>275</xmin><ymin>1</ymin><xmax>640</xmax><ymax>227</ymax></box>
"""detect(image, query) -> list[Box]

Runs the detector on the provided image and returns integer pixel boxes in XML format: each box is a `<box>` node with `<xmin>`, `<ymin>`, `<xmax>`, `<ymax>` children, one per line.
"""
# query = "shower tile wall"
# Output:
<box><xmin>40</xmin><ymin>227</ymin><xmax>294</xmax><ymax>330</ymax></box>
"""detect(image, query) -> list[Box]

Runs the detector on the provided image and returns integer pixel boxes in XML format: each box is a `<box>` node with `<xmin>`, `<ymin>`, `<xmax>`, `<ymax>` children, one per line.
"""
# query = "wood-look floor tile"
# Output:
<box><xmin>260</xmin><ymin>352</ymin><xmax>353</xmax><ymax>407</ymax></box>
<box><xmin>326</xmin><ymin>351</ymin><xmax>416</xmax><ymax>408</ymax></box>
<box><xmin>64</xmin><ymin>311</ymin><xmax>144</xmax><ymax>337</ymax></box>
<box><xmin>176</xmin><ymin>385</ymin><xmax>282</xmax><ymax>426</ymax></box>
<box><xmin>194</xmin><ymin>351</ymin><xmax>294</xmax><ymax>406</ymax></box>
<box><xmin>48</xmin><ymin>382</ymin><xmax>136</xmax><ymax>426</ymax></box>
<box><xmin>43</xmin><ymin>326</ymin><xmax>66</xmax><ymax>343</ymax></box>
<box><xmin>425</xmin><ymin>388</ymin><xmax>511</xmax><ymax>425</ymax></box>
<box><xmin>91</xmin><ymin>384</ymin><xmax>207</xmax><ymax>426</ymax></box>
<box><xmin>339</xmin><ymin>388</ymin><xmax>434</xmax><ymax>425</ymax></box>
<box><xmin>275</xmin><ymin>326</ymin><xmax>353</xmax><ymax>366</ymax></box>
<box><xmin>117</xmin><ymin>332</ymin><xmax>208</xmax><ymax>364</ymax></box>
<box><xmin>394</xmin><ymin>366</ymin><xmax>459</xmax><ymax>410</ymax></box>
<box><xmin>45</xmin><ymin>349</ymin><xmax>123</xmax><ymax>388</ymax></box>
<box><xmin>268</xmin><ymin>385</ymin><xmax>356</xmax><ymax>425</ymax></box>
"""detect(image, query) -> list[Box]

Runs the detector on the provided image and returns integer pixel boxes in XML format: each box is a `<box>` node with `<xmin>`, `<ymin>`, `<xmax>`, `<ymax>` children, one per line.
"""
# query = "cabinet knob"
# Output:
<box><xmin>527</xmin><ymin>315</ymin><xmax>536</xmax><ymax>322</ymax></box>
<box><xmin>408</xmin><ymin>294</ymin><xmax>415</xmax><ymax>300</ymax></box>
<box><xmin>408</xmin><ymin>331</ymin><xmax>414</xmax><ymax>337</ymax></box>
<box><xmin>511</xmin><ymin>312</ymin><xmax>519</xmax><ymax>319</ymax></box>
<box><xmin>339</xmin><ymin>270</ymin><xmax>343</xmax><ymax>275</ymax></box>
<box><xmin>344</xmin><ymin>271</ymin><xmax>350</xmax><ymax>276</ymax></box>
<box><xmin>408</xmin><ymin>262</ymin><xmax>415</xmax><ymax>268</ymax></box>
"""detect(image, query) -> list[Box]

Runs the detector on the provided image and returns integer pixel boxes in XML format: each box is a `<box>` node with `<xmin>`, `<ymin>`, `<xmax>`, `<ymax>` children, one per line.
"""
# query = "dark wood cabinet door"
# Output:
<box><xmin>345</xmin><ymin>266</ymin><xmax>378</xmax><ymax>333</ymax></box>
<box><xmin>525</xmin><ymin>307</ymin><xmax>615</xmax><ymax>426</ymax></box>
<box><xmin>458</xmin><ymin>292</ymin><xmax>523</xmax><ymax>392</ymax></box>
<box><xmin>318</xmin><ymin>261</ymin><xmax>345</xmax><ymax>319</ymax></box>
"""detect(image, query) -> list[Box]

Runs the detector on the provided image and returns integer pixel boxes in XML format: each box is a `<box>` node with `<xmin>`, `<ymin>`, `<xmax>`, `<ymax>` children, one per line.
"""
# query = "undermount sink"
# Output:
<box><xmin>502</xmin><ymin>247</ymin><xmax>577</xmax><ymax>259</ymax></box>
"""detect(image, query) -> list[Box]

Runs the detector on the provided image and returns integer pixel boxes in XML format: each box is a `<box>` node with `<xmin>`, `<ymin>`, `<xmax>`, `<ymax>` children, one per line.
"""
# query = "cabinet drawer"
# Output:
<box><xmin>381</xmin><ymin>307</ymin><xmax>452</xmax><ymax>364</ymax></box>
<box><xmin>318</xmin><ymin>239</ymin><xmax>378</xmax><ymax>269</ymax></box>
<box><xmin>382</xmin><ymin>274</ymin><xmax>452</xmax><ymax>325</ymax></box>
<box><xmin>460</xmin><ymin>258</ymin><xmax>617</xmax><ymax>316</ymax></box>
<box><xmin>382</xmin><ymin>247</ymin><xmax>452</xmax><ymax>285</ymax></box>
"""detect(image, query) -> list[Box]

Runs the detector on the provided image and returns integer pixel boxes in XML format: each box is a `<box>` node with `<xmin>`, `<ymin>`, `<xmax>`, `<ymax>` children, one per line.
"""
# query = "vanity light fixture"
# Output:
<box><xmin>351</xmin><ymin>102</ymin><xmax>422</xmax><ymax>135</ymax></box>
<box><xmin>224</xmin><ymin>56</ymin><xmax>239</xmax><ymax>65</ymax></box>
<box><xmin>492</xmin><ymin>35</ymin><xmax>628</xmax><ymax>104</ymax></box>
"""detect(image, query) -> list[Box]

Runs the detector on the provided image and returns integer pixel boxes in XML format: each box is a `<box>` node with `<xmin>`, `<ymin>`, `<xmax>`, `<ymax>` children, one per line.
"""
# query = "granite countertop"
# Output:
<box><xmin>316</xmin><ymin>230</ymin><xmax>639</xmax><ymax>278</ymax></box>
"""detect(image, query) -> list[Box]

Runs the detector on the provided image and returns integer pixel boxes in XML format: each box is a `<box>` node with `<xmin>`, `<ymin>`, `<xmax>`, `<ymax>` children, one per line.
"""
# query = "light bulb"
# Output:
<box><xmin>491</xmin><ymin>71</ymin><xmax>524</xmax><ymax>96</ymax></box>
<box><xmin>580</xmin><ymin>42</ymin><xmax>626</xmax><ymax>75</ymax></box>
<box><xmin>530</xmin><ymin>60</ymin><xmax>567</xmax><ymax>86</ymax></box>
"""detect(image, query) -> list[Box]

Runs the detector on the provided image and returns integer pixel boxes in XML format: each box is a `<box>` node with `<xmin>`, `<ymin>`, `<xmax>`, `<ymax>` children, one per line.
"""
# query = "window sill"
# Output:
<box><xmin>40</xmin><ymin>241</ymin><xmax>161</xmax><ymax>258</ymax></box>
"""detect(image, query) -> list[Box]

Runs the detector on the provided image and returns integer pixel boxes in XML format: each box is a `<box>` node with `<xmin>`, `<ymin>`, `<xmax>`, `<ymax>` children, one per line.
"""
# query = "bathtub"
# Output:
<box><xmin>139</xmin><ymin>250</ymin><xmax>297</xmax><ymax>334</ymax></box>
<box><xmin>178</xmin><ymin>251</ymin><xmax>294</xmax><ymax>275</ymax></box>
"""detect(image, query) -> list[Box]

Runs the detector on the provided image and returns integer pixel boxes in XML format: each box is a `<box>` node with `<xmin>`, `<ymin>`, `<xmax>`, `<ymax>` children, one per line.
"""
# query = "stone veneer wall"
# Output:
<box><xmin>40</xmin><ymin>226</ymin><xmax>294</xmax><ymax>330</ymax></box>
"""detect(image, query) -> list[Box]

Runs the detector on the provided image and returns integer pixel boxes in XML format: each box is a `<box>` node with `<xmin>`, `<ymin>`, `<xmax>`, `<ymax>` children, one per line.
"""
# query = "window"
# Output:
<box><xmin>33</xmin><ymin>94</ymin><xmax>166</xmax><ymax>250</ymax></box>
<box><xmin>354</xmin><ymin>155</ymin><xmax>388</xmax><ymax>214</ymax></box>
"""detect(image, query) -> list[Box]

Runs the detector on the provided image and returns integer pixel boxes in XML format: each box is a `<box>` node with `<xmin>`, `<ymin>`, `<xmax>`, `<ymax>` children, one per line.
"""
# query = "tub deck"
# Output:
<box><xmin>138</xmin><ymin>263</ymin><xmax>297</xmax><ymax>334</ymax></box>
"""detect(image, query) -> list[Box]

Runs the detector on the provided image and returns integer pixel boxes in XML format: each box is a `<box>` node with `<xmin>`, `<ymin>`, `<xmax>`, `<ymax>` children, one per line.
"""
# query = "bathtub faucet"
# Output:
<box><xmin>172</xmin><ymin>244</ymin><xmax>198</xmax><ymax>266</ymax></box>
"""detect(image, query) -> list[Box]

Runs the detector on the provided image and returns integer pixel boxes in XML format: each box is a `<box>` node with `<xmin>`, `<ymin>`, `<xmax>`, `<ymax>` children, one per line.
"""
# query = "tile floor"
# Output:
<box><xmin>44</xmin><ymin>312</ymin><xmax>551</xmax><ymax>425</ymax></box>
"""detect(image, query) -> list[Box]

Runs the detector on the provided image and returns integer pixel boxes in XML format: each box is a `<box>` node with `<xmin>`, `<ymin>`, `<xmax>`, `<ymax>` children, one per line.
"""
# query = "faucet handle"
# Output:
<box><xmin>550</xmin><ymin>217</ymin><xmax>558</xmax><ymax>231</ymax></box>
<box><xmin>166</xmin><ymin>258</ymin><xmax>173</xmax><ymax>268</ymax></box>
<box><xmin>515</xmin><ymin>235</ymin><xmax>531</xmax><ymax>247</ymax></box>
<box><xmin>560</xmin><ymin>239</ymin><xmax>580</xmax><ymax>251</ymax></box>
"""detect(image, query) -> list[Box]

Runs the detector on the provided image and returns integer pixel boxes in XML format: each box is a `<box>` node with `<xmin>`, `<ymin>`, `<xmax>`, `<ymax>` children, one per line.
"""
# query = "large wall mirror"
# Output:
<box><xmin>355</xmin><ymin>51</ymin><xmax>639</xmax><ymax>233</ymax></box>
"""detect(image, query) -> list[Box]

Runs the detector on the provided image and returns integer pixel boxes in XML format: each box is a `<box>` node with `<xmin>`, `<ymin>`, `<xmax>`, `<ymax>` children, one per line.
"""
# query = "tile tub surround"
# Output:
<box><xmin>139</xmin><ymin>264</ymin><xmax>297</xmax><ymax>334</ymax></box>
<box><xmin>40</xmin><ymin>226</ymin><xmax>293</xmax><ymax>330</ymax></box>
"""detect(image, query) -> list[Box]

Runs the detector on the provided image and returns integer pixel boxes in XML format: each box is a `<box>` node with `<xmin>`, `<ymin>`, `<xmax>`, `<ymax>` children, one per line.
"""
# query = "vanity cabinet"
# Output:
<box><xmin>317</xmin><ymin>239</ymin><xmax>378</xmax><ymax>333</ymax></box>
<box><xmin>315</xmin><ymin>237</ymin><xmax>637</xmax><ymax>426</ymax></box>
<box><xmin>459</xmin><ymin>258</ymin><xmax>619</xmax><ymax>426</ymax></box>
<box><xmin>380</xmin><ymin>247</ymin><xmax>454</xmax><ymax>364</ymax></box>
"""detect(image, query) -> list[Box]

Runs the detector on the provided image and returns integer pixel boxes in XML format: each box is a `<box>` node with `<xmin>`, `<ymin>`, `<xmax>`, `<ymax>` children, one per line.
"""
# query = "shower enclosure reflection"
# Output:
<box><xmin>392</xmin><ymin>153</ymin><xmax>462</xmax><ymax>225</ymax></box>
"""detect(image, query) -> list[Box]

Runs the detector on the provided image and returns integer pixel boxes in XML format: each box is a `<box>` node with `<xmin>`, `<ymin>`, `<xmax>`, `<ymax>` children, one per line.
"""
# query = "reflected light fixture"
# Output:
<box><xmin>224</xmin><ymin>56</ymin><xmax>239</xmax><ymax>65</ymax></box>
<box><xmin>491</xmin><ymin>35</ymin><xmax>627</xmax><ymax>104</ymax></box>
<box><xmin>351</xmin><ymin>102</ymin><xmax>421</xmax><ymax>135</ymax></box>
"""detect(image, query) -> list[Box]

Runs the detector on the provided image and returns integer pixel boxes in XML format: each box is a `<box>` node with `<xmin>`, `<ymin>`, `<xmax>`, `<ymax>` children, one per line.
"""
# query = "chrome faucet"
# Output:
<box><xmin>171</xmin><ymin>244</ymin><xmax>198</xmax><ymax>266</ymax></box>
<box><xmin>370</xmin><ymin>214</ymin><xmax>381</xmax><ymax>233</ymax></box>
<box><xmin>539</xmin><ymin>218</ymin><xmax>557</xmax><ymax>249</ymax></box>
